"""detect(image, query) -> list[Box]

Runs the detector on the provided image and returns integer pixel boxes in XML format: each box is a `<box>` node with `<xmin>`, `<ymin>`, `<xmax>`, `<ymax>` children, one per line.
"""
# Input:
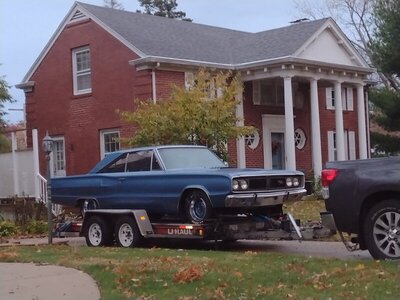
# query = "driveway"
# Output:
<box><xmin>2</xmin><ymin>236</ymin><xmax>372</xmax><ymax>260</ymax></box>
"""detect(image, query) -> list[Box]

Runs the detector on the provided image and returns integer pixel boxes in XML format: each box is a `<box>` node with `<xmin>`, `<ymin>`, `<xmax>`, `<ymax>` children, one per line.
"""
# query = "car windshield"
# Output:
<box><xmin>158</xmin><ymin>147</ymin><xmax>226</xmax><ymax>170</ymax></box>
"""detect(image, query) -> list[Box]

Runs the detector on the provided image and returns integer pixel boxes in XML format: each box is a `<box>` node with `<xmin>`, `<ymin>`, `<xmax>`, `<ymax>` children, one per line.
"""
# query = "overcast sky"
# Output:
<box><xmin>0</xmin><ymin>0</ymin><xmax>305</xmax><ymax>123</ymax></box>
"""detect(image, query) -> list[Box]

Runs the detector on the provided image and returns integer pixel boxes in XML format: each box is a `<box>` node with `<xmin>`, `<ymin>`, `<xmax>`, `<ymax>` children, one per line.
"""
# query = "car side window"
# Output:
<box><xmin>126</xmin><ymin>151</ymin><xmax>152</xmax><ymax>172</ymax></box>
<box><xmin>152</xmin><ymin>154</ymin><xmax>162</xmax><ymax>170</ymax></box>
<box><xmin>100</xmin><ymin>153</ymin><xmax>128</xmax><ymax>173</ymax></box>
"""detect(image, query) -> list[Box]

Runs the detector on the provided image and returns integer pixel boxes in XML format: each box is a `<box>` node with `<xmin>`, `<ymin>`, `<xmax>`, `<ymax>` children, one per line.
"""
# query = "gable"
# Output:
<box><xmin>295</xmin><ymin>21</ymin><xmax>367</xmax><ymax>68</ymax></box>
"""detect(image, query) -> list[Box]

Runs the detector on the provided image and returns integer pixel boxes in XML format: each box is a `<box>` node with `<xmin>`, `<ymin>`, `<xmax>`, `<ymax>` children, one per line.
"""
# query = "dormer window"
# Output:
<box><xmin>72</xmin><ymin>46</ymin><xmax>91</xmax><ymax>95</ymax></box>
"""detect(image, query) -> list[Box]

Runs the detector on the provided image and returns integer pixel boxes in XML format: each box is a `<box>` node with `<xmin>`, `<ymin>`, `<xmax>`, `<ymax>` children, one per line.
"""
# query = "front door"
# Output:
<box><xmin>262</xmin><ymin>114</ymin><xmax>286</xmax><ymax>170</ymax></box>
<box><xmin>51</xmin><ymin>137</ymin><xmax>66</xmax><ymax>177</ymax></box>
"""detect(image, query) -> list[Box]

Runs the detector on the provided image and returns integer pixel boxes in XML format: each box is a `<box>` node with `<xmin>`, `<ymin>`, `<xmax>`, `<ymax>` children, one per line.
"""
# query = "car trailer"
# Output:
<box><xmin>53</xmin><ymin>209</ymin><xmax>335</xmax><ymax>247</ymax></box>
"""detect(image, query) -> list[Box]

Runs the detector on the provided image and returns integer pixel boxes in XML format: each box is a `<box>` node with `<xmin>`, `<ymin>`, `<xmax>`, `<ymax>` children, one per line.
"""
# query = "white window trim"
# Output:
<box><xmin>328</xmin><ymin>130</ymin><xmax>356</xmax><ymax>161</ymax></box>
<box><xmin>100</xmin><ymin>129</ymin><xmax>120</xmax><ymax>159</ymax></box>
<box><xmin>326</xmin><ymin>87</ymin><xmax>354</xmax><ymax>111</ymax></box>
<box><xmin>72</xmin><ymin>46</ymin><xmax>92</xmax><ymax>95</ymax></box>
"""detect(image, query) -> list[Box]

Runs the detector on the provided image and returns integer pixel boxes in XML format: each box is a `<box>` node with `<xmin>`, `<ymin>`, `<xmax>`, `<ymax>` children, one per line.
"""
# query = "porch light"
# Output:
<box><xmin>42</xmin><ymin>131</ymin><xmax>54</xmax><ymax>155</ymax></box>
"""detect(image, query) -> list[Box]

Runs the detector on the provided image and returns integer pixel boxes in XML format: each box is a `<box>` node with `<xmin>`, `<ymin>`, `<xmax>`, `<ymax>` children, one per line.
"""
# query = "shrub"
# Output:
<box><xmin>26</xmin><ymin>220</ymin><xmax>47</xmax><ymax>235</ymax></box>
<box><xmin>0</xmin><ymin>221</ymin><xmax>18</xmax><ymax>237</ymax></box>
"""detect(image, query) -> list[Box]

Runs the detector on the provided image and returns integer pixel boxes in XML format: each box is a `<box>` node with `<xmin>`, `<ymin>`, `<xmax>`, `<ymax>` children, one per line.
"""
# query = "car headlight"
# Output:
<box><xmin>232</xmin><ymin>179</ymin><xmax>239</xmax><ymax>191</ymax></box>
<box><xmin>293</xmin><ymin>177</ymin><xmax>299</xmax><ymax>187</ymax></box>
<box><xmin>239</xmin><ymin>179</ymin><xmax>248</xmax><ymax>190</ymax></box>
<box><xmin>286</xmin><ymin>177</ymin><xmax>293</xmax><ymax>187</ymax></box>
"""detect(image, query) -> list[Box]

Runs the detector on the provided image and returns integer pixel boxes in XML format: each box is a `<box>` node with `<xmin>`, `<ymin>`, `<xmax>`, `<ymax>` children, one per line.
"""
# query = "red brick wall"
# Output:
<box><xmin>26</xmin><ymin>19</ymin><xmax>153</xmax><ymax>175</ymax></box>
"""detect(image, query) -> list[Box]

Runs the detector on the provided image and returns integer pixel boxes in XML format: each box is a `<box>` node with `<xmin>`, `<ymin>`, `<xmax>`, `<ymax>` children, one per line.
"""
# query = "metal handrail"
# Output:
<box><xmin>36</xmin><ymin>173</ymin><xmax>62</xmax><ymax>216</ymax></box>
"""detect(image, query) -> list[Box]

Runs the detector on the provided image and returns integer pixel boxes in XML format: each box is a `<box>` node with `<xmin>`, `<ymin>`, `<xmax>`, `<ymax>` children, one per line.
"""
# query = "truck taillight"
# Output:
<box><xmin>321</xmin><ymin>169</ymin><xmax>337</xmax><ymax>187</ymax></box>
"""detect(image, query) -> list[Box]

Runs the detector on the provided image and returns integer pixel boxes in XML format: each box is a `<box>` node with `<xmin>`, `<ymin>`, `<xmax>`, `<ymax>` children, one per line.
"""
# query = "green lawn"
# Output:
<box><xmin>1</xmin><ymin>245</ymin><xmax>399</xmax><ymax>299</ymax></box>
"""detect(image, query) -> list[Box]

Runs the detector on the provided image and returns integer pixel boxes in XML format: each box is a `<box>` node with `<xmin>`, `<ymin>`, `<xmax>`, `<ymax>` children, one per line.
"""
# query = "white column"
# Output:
<box><xmin>334</xmin><ymin>81</ymin><xmax>346</xmax><ymax>161</ymax></box>
<box><xmin>235</xmin><ymin>84</ymin><xmax>246</xmax><ymax>168</ymax></box>
<box><xmin>310</xmin><ymin>78</ymin><xmax>322</xmax><ymax>177</ymax></box>
<box><xmin>283</xmin><ymin>76</ymin><xmax>296</xmax><ymax>170</ymax></box>
<box><xmin>32</xmin><ymin>129</ymin><xmax>40</xmax><ymax>200</ymax></box>
<box><xmin>11</xmin><ymin>132</ymin><xmax>20</xmax><ymax>196</ymax></box>
<box><xmin>357</xmin><ymin>84</ymin><xmax>368</xmax><ymax>159</ymax></box>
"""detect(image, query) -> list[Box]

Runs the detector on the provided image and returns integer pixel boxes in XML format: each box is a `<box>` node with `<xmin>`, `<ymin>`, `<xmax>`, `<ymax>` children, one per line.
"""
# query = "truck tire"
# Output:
<box><xmin>364</xmin><ymin>199</ymin><xmax>400</xmax><ymax>260</ymax></box>
<box><xmin>114</xmin><ymin>216</ymin><xmax>141</xmax><ymax>248</ymax></box>
<box><xmin>185</xmin><ymin>190</ymin><xmax>213</xmax><ymax>224</ymax></box>
<box><xmin>84</xmin><ymin>215</ymin><xmax>113</xmax><ymax>247</ymax></box>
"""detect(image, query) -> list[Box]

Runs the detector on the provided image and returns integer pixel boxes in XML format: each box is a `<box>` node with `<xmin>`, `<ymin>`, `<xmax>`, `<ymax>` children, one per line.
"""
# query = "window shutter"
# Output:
<box><xmin>341</xmin><ymin>88</ymin><xmax>347</xmax><ymax>111</ymax></box>
<box><xmin>326</xmin><ymin>87</ymin><xmax>334</xmax><ymax>110</ymax></box>
<box><xmin>253</xmin><ymin>80</ymin><xmax>261</xmax><ymax>105</ymax></box>
<box><xmin>344</xmin><ymin>130</ymin><xmax>349</xmax><ymax>160</ymax></box>
<box><xmin>184</xmin><ymin>72</ymin><xmax>194</xmax><ymax>90</ymax></box>
<box><xmin>348</xmin><ymin>131</ymin><xmax>356</xmax><ymax>160</ymax></box>
<box><xmin>327</xmin><ymin>131</ymin><xmax>335</xmax><ymax>161</ymax></box>
<box><xmin>347</xmin><ymin>88</ymin><xmax>354</xmax><ymax>111</ymax></box>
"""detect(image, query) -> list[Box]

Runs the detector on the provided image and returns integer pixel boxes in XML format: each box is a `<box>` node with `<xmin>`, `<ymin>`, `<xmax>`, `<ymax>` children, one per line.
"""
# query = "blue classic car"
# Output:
<box><xmin>52</xmin><ymin>145</ymin><xmax>306</xmax><ymax>223</ymax></box>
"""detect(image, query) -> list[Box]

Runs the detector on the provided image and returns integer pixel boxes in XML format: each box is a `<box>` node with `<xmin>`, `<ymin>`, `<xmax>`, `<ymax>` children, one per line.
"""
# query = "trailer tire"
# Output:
<box><xmin>364</xmin><ymin>199</ymin><xmax>400</xmax><ymax>260</ymax></box>
<box><xmin>84</xmin><ymin>215</ymin><xmax>113</xmax><ymax>247</ymax></box>
<box><xmin>115</xmin><ymin>216</ymin><xmax>141</xmax><ymax>248</ymax></box>
<box><xmin>185</xmin><ymin>190</ymin><xmax>213</xmax><ymax>224</ymax></box>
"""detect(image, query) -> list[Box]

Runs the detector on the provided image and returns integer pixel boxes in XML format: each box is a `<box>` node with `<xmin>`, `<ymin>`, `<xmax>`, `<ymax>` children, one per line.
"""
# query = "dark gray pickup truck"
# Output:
<box><xmin>321</xmin><ymin>157</ymin><xmax>400</xmax><ymax>260</ymax></box>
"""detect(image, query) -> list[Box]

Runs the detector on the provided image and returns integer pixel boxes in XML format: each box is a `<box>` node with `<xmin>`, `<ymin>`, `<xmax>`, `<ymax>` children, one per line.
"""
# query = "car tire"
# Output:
<box><xmin>80</xmin><ymin>199</ymin><xmax>97</xmax><ymax>216</ymax></box>
<box><xmin>364</xmin><ymin>199</ymin><xmax>400</xmax><ymax>260</ymax></box>
<box><xmin>185</xmin><ymin>190</ymin><xmax>213</xmax><ymax>224</ymax></box>
<box><xmin>84</xmin><ymin>215</ymin><xmax>113</xmax><ymax>247</ymax></box>
<box><xmin>114</xmin><ymin>216</ymin><xmax>141</xmax><ymax>248</ymax></box>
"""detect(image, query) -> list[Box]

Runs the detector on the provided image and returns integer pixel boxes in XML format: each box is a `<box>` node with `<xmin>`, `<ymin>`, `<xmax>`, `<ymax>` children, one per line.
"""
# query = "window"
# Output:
<box><xmin>100</xmin><ymin>129</ymin><xmax>120</xmax><ymax>159</ymax></box>
<box><xmin>328</xmin><ymin>130</ymin><xmax>356</xmax><ymax>161</ymax></box>
<box><xmin>126</xmin><ymin>151</ymin><xmax>153</xmax><ymax>172</ymax></box>
<box><xmin>326</xmin><ymin>87</ymin><xmax>354</xmax><ymax>111</ymax></box>
<box><xmin>72</xmin><ymin>46</ymin><xmax>91</xmax><ymax>95</ymax></box>
<box><xmin>51</xmin><ymin>136</ymin><xmax>66</xmax><ymax>177</ymax></box>
<box><xmin>99</xmin><ymin>153</ymin><xmax>128</xmax><ymax>173</ymax></box>
<box><xmin>253</xmin><ymin>79</ymin><xmax>284</xmax><ymax>106</ymax></box>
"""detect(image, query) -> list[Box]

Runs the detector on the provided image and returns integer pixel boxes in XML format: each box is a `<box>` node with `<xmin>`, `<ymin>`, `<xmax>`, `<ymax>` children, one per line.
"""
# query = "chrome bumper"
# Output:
<box><xmin>225</xmin><ymin>188</ymin><xmax>306</xmax><ymax>207</ymax></box>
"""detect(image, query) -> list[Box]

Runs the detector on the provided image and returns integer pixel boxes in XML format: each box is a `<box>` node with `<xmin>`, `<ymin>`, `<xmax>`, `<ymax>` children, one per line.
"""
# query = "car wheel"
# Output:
<box><xmin>114</xmin><ymin>216</ymin><xmax>141</xmax><ymax>248</ymax></box>
<box><xmin>84</xmin><ymin>215</ymin><xmax>112</xmax><ymax>247</ymax></box>
<box><xmin>80</xmin><ymin>199</ymin><xmax>97</xmax><ymax>216</ymax></box>
<box><xmin>185</xmin><ymin>191</ymin><xmax>213</xmax><ymax>224</ymax></box>
<box><xmin>364</xmin><ymin>199</ymin><xmax>400</xmax><ymax>260</ymax></box>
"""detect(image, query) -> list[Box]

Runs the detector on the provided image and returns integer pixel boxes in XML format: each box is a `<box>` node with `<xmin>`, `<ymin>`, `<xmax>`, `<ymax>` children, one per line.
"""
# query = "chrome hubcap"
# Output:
<box><xmin>373</xmin><ymin>211</ymin><xmax>400</xmax><ymax>258</ymax></box>
<box><xmin>118</xmin><ymin>223</ymin><xmax>133</xmax><ymax>247</ymax></box>
<box><xmin>88</xmin><ymin>223</ymin><xmax>102</xmax><ymax>246</ymax></box>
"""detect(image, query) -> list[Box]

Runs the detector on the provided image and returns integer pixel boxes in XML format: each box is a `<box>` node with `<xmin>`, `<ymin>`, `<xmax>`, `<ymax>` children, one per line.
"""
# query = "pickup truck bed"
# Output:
<box><xmin>322</xmin><ymin>157</ymin><xmax>400</xmax><ymax>259</ymax></box>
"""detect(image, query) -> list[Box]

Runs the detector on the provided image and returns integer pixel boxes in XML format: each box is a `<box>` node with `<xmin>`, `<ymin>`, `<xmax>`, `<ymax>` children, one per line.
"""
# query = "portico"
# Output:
<box><xmin>235</xmin><ymin>60</ymin><xmax>370</xmax><ymax>176</ymax></box>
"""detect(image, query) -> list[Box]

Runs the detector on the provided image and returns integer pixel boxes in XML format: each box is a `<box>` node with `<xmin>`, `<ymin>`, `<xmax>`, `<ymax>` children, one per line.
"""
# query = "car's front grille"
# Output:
<box><xmin>245</xmin><ymin>176</ymin><xmax>302</xmax><ymax>191</ymax></box>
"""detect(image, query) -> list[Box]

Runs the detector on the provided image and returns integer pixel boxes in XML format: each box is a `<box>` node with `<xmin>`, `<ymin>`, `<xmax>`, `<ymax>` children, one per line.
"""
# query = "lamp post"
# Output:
<box><xmin>42</xmin><ymin>131</ymin><xmax>54</xmax><ymax>244</ymax></box>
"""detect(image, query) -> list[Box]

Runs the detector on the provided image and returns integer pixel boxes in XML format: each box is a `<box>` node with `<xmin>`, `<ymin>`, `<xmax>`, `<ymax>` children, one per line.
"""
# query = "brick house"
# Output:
<box><xmin>16</xmin><ymin>2</ymin><xmax>374</xmax><ymax>179</ymax></box>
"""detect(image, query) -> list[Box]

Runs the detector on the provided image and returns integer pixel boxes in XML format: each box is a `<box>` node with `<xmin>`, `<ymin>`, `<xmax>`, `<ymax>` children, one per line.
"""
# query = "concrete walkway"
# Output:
<box><xmin>0</xmin><ymin>262</ymin><xmax>101</xmax><ymax>300</ymax></box>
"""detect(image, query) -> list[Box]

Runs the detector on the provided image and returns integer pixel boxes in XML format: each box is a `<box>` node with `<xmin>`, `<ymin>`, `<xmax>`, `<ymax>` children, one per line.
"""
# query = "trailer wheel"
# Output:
<box><xmin>185</xmin><ymin>190</ymin><xmax>213</xmax><ymax>224</ymax></box>
<box><xmin>115</xmin><ymin>216</ymin><xmax>141</xmax><ymax>248</ymax></box>
<box><xmin>364</xmin><ymin>199</ymin><xmax>400</xmax><ymax>260</ymax></box>
<box><xmin>84</xmin><ymin>215</ymin><xmax>112</xmax><ymax>247</ymax></box>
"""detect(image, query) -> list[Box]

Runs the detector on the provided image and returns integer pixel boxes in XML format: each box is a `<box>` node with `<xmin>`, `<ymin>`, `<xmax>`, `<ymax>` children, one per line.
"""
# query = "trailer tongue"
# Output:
<box><xmin>55</xmin><ymin>209</ymin><xmax>335</xmax><ymax>247</ymax></box>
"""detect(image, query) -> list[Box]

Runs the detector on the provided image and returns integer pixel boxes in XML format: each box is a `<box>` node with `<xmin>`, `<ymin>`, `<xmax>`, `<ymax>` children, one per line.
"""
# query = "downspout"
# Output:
<box><xmin>151</xmin><ymin>62</ymin><xmax>160</xmax><ymax>104</ymax></box>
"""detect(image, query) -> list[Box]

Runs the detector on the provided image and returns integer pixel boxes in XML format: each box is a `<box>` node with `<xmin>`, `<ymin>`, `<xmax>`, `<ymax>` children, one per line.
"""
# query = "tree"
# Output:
<box><xmin>120</xmin><ymin>70</ymin><xmax>254</xmax><ymax>160</ymax></box>
<box><xmin>368</xmin><ymin>0</ymin><xmax>400</xmax><ymax>154</ymax></box>
<box><xmin>104</xmin><ymin>0</ymin><xmax>124</xmax><ymax>10</ymax></box>
<box><xmin>137</xmin><ymin>0</ymin><xmax>192</xmax><ymax>21</ymax></box>
<box><xmin>0</xmin><ymin>75</ymin><xmax>12</xmax><ymax>152</ymax></box>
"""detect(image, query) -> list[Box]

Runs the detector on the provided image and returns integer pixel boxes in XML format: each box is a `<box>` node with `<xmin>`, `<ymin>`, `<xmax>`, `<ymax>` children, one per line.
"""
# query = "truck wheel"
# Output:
<box><xmin>185</xmin><ymin>191</ymin><xmax>213</xmax><ymax>224</ymax></box>
<box><xmin>80</xmin><ymin>199</ymin><xmax>97</xmax><ymax>216</ymax></box>
<box><xmin>84</xmin><ymin>215</ymin><xmax>112</xmax><ymax>247</ymax></box>
<box><xmin>364</xmin><ymin>199</ymin><xmax>400</xmax><ymax>260</ymax></box>
<box><xmin>115</xmin><ymin>216</ymin><xmax>141</xmax><ymax>248</ymax></box>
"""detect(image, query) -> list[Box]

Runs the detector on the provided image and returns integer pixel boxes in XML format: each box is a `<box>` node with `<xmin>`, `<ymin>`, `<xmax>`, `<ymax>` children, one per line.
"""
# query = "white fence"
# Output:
<box><xmin>0</xmin><ymin>129</ymin><xmax>39</xmax><ymax>199</ymax></box>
